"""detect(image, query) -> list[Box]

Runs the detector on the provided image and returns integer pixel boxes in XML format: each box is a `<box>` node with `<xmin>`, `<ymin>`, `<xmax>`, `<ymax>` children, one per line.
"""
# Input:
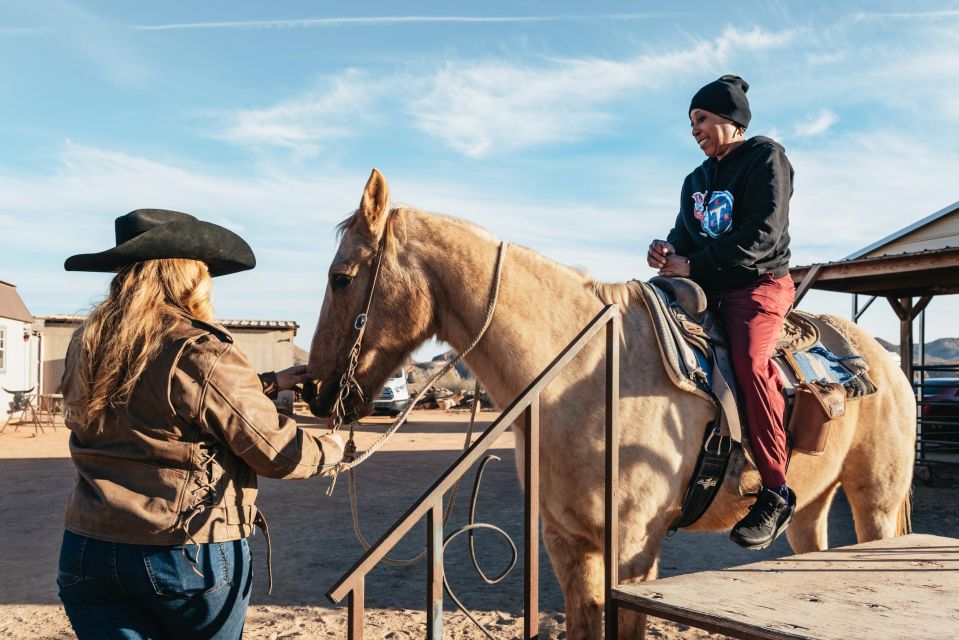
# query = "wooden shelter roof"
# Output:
<box><xmin>790</xmin><ymin>246</ymin><xmax>959</xmax><ymax>299</ymax></box>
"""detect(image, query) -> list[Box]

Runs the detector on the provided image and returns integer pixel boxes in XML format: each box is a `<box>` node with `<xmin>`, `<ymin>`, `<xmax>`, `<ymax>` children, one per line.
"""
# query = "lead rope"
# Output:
<box><xmin>327</xmin><ymin>242</ymin><xmax>509</xmax><ymax>564</ymax></box>
<box><xmin>349</xmin><ymin>379</ymin><xmax>484</xmax><ymax>566</ymax></box>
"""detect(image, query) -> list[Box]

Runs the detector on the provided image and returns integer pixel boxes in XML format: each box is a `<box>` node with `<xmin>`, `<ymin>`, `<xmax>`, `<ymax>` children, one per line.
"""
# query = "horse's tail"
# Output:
<box><xmin>896</xmin><ymin>488</ymin><xmax>913</xmax><ymax>536</ymax></box>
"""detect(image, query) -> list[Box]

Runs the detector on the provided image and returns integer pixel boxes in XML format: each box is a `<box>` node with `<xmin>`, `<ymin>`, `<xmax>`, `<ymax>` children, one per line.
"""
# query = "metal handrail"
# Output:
<box><xmin>326</xmin><ymin>304</ymin><xmax>621</xmax><ymax>639</ymax></box>
<box><xmin>913</xmin><ymin>362</ymin><xmax>959</xmax><ymax>467</ymax></box>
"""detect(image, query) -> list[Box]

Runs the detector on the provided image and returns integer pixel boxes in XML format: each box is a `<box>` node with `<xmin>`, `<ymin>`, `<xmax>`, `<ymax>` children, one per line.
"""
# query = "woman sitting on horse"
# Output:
<box><xmin>647</xmin><ymin>75</ymin><xmax>797</xmax><ymax>549</ymax></box>
<box><xmin>57</xmin><ymin>209</ymin><xmax>344</xmax><ymax>639</ymax></box>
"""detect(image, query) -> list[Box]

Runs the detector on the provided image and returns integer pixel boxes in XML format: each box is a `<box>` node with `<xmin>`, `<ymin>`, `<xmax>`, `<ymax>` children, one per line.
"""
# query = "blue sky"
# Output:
<box><xmin>2</xmin><ymin>1</ymin><xmax>958</xmax><ymax>355</ymax></box>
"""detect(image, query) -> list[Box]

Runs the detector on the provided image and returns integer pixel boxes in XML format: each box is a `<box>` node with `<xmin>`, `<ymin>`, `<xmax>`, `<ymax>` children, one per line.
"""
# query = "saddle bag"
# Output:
<box><xmin>788</xmin><ymin>380</ymin><xmax>845</xmax><ymax>455</ymax></box>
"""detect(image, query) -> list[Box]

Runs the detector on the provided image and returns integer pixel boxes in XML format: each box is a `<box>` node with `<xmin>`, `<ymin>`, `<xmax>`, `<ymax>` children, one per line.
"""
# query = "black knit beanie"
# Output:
<box><xmin>689</xmin><ymin>75</ymin><xmax>751</xmax><ymax>129</ymax></box>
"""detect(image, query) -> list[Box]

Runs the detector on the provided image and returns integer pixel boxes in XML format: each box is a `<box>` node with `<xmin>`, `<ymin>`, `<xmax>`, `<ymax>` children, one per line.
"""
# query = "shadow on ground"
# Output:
<box><xmin>0</xmin><ymin>440</ymin><xmax>956</xmax><ymax>618</ymax></box>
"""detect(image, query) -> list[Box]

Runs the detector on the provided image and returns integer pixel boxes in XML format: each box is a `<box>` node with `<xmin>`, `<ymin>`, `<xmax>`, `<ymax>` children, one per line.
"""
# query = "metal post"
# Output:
<box><xmin>348</xmin><ymin>580</ymin><xmax>364</xmax><ymax>640</ymax></box>
<box><xmin>919</xmin><ymin>308</ymin><xmax>926</xmax><ymax>372</ymax></box>
<box><xmin>918</xmin><ymin>308</ymin><xmax>926</xmax><ymax>462</ymax></box>
<box><xmin>524</xmin><ymin>398</ymin><xmax>540</xmax><ymax>640</ymax></box>
<box><xmin>604</xmin><ymin>313</ymin><xmax>621</xmax><ymax>639</ymax></box>
<box><xmin>427</xmin><ymin>498</ymin><xmax>443</xmax><ymax>639</ymax></box>
<box><xmin>852</xmin><ymin>293</ymin><xmax>858</xmax><ymax>323</ymax></box>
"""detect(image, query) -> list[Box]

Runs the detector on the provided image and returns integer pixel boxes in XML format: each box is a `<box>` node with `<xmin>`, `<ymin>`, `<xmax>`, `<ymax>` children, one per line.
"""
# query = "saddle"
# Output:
<box><xmin>637</xmin><ymin>277</ymin><xmax>878</xmax><ymax>531</ymax></box>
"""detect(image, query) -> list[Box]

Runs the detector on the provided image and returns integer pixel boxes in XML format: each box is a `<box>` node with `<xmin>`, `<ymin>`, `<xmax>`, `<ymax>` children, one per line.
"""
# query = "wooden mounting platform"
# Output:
<box><xmin>610</xmin><ymin>534</ymin><xmax>959</xmax><ymax>640</ymax></box>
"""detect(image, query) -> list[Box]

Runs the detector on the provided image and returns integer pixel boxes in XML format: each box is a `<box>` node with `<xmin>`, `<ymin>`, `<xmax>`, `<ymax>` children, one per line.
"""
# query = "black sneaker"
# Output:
<box><xmin>730</xmin><ymin>487</ymin><xmax>795</xmax><ymax>550</ymax></box>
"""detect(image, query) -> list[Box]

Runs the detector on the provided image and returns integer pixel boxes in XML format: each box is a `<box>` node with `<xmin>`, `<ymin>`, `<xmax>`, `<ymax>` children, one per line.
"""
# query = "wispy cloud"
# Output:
<box><xmin>413</xmin><ymin>26</ymin><xmax>795</xmax><ymax>156</ymax></box>
<box><xmin>852</xmin><ymin>10</ymin><xmax>959</xmax><ymax>21</ymax></box>
<box><xmin>208</xmin><ymin>70</ymin><xmax>380</xmax><ymax>153</ymax></box>
<box><xmin>201</xmin><ymin>24</ymin><xmax>795</xmax><ymax>158</ymax></box>
<box><xmin>0</xmin><ymin>142</ymin><xmax>360</xmax><ymax>324</ymax></box>
<box><xmin>792</xmin><ymin>109</ymin><xmax>838</xmax><ymax>137</ymax></box>
<box><xmin>129</xmin><ymin>13</ymin><xmax>679</xmax><ymax>31</ymax></box>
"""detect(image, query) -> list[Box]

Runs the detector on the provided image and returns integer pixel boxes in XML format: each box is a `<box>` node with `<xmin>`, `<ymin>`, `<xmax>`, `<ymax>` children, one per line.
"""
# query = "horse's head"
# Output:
<box><xmin>305</xmin><ymin>169</ymin><xmax>434</xmax><ymax>419</ymax></box>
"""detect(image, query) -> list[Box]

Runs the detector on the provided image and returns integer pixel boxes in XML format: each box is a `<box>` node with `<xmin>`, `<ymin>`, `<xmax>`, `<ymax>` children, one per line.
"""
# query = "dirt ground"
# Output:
<box><xmin>0</xmin><ymin>410</ymin><xmax>956</xmax><ymax>639</ymax></box>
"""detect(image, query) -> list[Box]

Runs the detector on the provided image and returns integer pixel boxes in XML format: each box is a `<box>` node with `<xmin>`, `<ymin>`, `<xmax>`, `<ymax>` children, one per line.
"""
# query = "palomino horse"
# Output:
<box><xmin>307</xmin><ymin>169</ymin><xmax>916</xmax><ymax>639</ymax></box>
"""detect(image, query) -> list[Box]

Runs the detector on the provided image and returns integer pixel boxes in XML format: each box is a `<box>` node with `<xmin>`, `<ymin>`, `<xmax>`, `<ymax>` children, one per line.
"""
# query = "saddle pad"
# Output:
<box><xmin>773</xmin><ymin>343</ymin><xmax>878</xmax><ymax>398</ymax></box>
<box><xmin>789</xmin><ymin>345</ymin><xmax>860</xmax><ymax>384</ymax></box>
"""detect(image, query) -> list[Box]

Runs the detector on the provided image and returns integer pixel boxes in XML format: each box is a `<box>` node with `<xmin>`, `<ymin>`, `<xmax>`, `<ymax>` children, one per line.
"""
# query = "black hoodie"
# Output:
<box><xmin>666</xmin><ymin>135</ymin><xmax>793</xmax><ymax>291</ymax></box>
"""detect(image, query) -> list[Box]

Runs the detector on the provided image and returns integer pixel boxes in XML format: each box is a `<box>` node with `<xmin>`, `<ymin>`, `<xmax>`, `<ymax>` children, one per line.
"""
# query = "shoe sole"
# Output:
<box><xmin>731</xmin><ymin>510</ymin><xmax>794</xmax><ymax>551</ymax></box>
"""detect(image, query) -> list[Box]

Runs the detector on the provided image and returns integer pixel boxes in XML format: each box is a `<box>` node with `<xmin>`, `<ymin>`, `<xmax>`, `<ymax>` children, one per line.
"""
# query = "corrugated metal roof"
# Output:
<box><xmin>36</xmin><ymin>315</ymin><xmax>297</xmax><ymax>331</ymax></box>
<box><xmin>38</xmin><ymin>314</ymin><xmax>86</xmax><ymax>324</ymax></box>
<box><xmin>220</xmin><ymin>319</ymin><xmax>299</xmax><ymax>330</ymax></box>
<box><xmin>845</xmin><ymin>199</ymin><xmax>959</xmax><ymax>260</ymax></box>
<box><xmin>793</xmin><ymin>246</ymin><xmax>958</xmax><ymax>271</ymax></box>
<box><xmin>0</xmin><ymin>281</ymin><xmax>33</xmax><ymax>323</ymax></box>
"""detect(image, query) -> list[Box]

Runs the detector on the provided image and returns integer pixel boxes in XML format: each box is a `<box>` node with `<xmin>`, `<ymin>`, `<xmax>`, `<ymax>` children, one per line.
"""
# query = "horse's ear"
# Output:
<box><xmin>358</xmin><ymin>168</ymin><xmax>391</xmax><ymax>238</ymax></box>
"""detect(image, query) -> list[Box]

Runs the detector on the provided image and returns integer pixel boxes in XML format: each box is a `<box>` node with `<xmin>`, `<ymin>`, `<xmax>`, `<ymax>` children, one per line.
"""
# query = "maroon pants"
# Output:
<box><xmin>708</xmin><ymin>274</ymin><xmax>796</xmax><ymax>487</ymax></box>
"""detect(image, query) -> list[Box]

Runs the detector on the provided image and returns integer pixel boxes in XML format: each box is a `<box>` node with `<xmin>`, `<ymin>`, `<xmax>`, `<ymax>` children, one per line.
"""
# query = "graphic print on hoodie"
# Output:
<box><xmin>692</xmin><ymin>190</ymin><xmax>735</xmax><ymax>238</ymax></box>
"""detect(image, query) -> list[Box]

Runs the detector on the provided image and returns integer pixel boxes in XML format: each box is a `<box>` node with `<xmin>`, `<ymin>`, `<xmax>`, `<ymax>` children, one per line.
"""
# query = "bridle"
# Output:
<box><xmin>311</xmin><ymin>213</ymin><xmax>510</xmax><ymax>501</ymax></box>
<box><xmin>323</xmin><ymin>222</ymin><xmax>392</xmax><ymax>455</ymax></box>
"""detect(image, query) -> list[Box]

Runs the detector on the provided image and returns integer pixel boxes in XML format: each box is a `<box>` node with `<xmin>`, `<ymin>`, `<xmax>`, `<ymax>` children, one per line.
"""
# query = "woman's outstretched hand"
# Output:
<box><xmin>647</xmin><ymin>239</ymin><xmax>676</xmax><ymax>269</ymax></box>
<box><xmin>276</xmin><ymin>364</ymin><xmax>311</xmax><ymax>391</ymax></box>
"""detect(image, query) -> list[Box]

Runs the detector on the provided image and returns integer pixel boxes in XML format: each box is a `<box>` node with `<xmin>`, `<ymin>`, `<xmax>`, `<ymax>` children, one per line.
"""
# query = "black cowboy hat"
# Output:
<box><xmin>64</xmin><ymin>209</ymin><xmax>256</xmax><ymax>277</ymax></box>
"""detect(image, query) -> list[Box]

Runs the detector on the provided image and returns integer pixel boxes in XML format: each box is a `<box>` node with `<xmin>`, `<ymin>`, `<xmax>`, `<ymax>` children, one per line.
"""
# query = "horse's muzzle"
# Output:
<box><xmin>302</xmin><ymin>378</ymin><xmax>374</xmax><ymax>420</ymax></box>
<box><xmin>302</xmin><ymin>379</ymin><xmax>331</xmax><ymax>418</ymax></box>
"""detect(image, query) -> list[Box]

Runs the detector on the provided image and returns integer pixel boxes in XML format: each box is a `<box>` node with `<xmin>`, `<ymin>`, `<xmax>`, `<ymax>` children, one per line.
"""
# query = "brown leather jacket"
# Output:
<box><xmin>60</xmin><ymin>316</ymin><xmax>343</xmax><ymax>546</ymax></box>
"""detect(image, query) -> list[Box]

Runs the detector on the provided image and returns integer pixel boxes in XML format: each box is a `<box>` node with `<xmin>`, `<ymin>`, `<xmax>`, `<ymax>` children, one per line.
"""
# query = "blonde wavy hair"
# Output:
<box><xmin>66</xmin><ymin>258</ymin><xmax>214</xmax><ymax>428</ymax></box>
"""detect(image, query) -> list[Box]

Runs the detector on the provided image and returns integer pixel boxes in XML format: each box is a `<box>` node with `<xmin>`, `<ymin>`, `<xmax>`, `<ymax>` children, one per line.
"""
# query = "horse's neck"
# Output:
<box><xmin>413</xmin><ymin>216</ymin><xmax>606</xmax><ymax>406</ymax></box>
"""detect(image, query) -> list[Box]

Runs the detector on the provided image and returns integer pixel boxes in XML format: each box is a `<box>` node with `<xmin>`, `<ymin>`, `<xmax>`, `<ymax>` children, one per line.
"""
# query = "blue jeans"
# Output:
<box><xmin>57</xmin><ymin>529</ymin><xmax>252</xmax><ymax>640</ymax></box>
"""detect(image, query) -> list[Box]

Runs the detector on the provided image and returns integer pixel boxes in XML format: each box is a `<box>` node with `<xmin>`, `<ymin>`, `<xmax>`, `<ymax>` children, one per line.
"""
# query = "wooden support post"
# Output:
<box><xmin>427</xmin><ymin>498</ymin><xmax>443</xmax><ymax>640</ymax></box>
<box><xmin>891</xmin><ymin>296</ymin><xmax>931</xmax><ymax>382</ymax></box>
<box><xmin>853</xmin><ymin>294</ymin><xmax>877</xmax><ymax>322</ymax></box>
<box><xmin>887</xmin><ymin>297</ymin><xmax>914</xmax><ymax>382</ymax></box>
<box><xmin>793</xmin><ymin>263</ymin><xmax>823</xmax><ymax>307</ymax></box>
<box><xmin>348</xmin><ymin>580</ymin><xmax>364</xmax><ymax>640</ymax></box>
<box><xmin>524</xmin><ymin>398</ymin><xmax>540</xmax><ymax>640</ymax></box>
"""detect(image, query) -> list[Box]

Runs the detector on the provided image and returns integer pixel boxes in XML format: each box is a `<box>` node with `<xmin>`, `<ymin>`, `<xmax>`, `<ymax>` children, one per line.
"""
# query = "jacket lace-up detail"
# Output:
<box><xmin>181</xmin><ymin>441</ymin><xmax>221</xmax><ymax>575</ymax></box>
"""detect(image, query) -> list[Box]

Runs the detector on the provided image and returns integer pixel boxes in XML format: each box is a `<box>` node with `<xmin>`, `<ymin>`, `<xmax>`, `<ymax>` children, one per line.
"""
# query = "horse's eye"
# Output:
<box><xmin>330</xmin><ymin>273</ymin><xmax>353</xmax><ymax>291</ymax></box>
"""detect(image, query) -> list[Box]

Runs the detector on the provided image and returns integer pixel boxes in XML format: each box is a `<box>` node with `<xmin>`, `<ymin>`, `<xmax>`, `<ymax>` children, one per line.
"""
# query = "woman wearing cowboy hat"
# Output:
<box><xmin>648</xmin><ymin>75</ymin><xmax>797</xmax><ymax>550</ymax></box>
<box><xmin>57</xmin><ymin>209</ymin><xmax>344</xmax><ymax>639</ymax></box>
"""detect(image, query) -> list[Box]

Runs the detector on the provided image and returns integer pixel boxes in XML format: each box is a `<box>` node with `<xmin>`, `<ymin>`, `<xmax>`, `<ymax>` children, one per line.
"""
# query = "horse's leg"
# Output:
<box><xmin>840</xmin><ymin>446</ymin><xmax>913</xmax><ymax>542</ymax></box>
<box><xmin>614</xmin><ymin>535</ymin><xmax>664</xmax><ymax>639</ymax></box>
<box><xmin>786</xmin><ymin>481</ymin><xmax>840</xmax><ymax>553</ymax></box>
<box><xmin>541</xmin><ymin>520</ymin><xmax>604</xmax><ymax>640</ymax></box>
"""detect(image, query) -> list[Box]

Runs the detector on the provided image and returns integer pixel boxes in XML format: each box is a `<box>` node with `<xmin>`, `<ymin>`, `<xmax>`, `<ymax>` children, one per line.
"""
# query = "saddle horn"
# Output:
<box><xmin>649</xmin><ymin>276</ymin><xmax>708</xmax><ymax>317</ymax></box>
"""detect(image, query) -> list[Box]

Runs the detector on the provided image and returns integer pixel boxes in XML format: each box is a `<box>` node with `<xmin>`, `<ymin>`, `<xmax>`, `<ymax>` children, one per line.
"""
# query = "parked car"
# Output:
<box><xmin>918</xmin><ymin>377</ymin><xmax>959</xmax><ymax>442</ymax></box>
<box><xmin>373</xmin><ymin>369</ymin><xmax>410</xmax><ymax>416</ymax></box>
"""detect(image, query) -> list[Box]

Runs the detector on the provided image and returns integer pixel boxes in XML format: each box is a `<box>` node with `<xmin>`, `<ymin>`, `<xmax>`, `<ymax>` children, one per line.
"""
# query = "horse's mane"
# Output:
<box><xmin>336</xmin><ymin>206</ymin><xmax>414</xmax><ymax>257</ymax></box>
<box><xmin>337</xmin><ymin>204</ymin><xmax>642</xmax><ymax>311</ymax></box>
<box><xmin>587</xmin><ymin>280</ymin><xmax>642</xmax><ymax>310</ymax></box>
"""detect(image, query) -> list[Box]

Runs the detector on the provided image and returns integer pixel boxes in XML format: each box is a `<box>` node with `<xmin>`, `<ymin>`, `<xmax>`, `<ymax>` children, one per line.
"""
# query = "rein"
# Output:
<box><xmin>324</xmin><ymin>239</ymin><xmax>510</xmax><ymax>495</ymax></box>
